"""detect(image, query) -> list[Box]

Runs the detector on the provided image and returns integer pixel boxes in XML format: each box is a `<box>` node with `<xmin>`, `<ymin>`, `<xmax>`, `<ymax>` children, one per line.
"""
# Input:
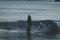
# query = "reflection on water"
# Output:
<box><xmin>0</xmin><ymin>30</ymin><xmax>60</xmax><ymax>40</ymax></box>
<box><xmin>0</xmin><ymin>20</ymin><xmax>60</xmax><ymax>40</ymax></box>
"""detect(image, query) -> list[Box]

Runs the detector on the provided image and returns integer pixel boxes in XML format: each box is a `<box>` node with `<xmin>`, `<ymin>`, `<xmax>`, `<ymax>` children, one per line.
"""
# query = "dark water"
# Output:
<box><xmin>0</xmin><ymin>30</ymin><xmax>60</xmax><ymax>40</ymax></box>
<box><xmin>0</xmin><ymin>20</ymin><xmax>60</xmax><ymax>40</ymax></box>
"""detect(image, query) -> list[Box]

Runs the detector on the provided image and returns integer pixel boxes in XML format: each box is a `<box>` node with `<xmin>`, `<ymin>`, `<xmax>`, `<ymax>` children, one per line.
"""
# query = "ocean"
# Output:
<box><xmin>0</xmin><ymin>1</ymin><xmax>60</xmax><ymax>40</ymax></box>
